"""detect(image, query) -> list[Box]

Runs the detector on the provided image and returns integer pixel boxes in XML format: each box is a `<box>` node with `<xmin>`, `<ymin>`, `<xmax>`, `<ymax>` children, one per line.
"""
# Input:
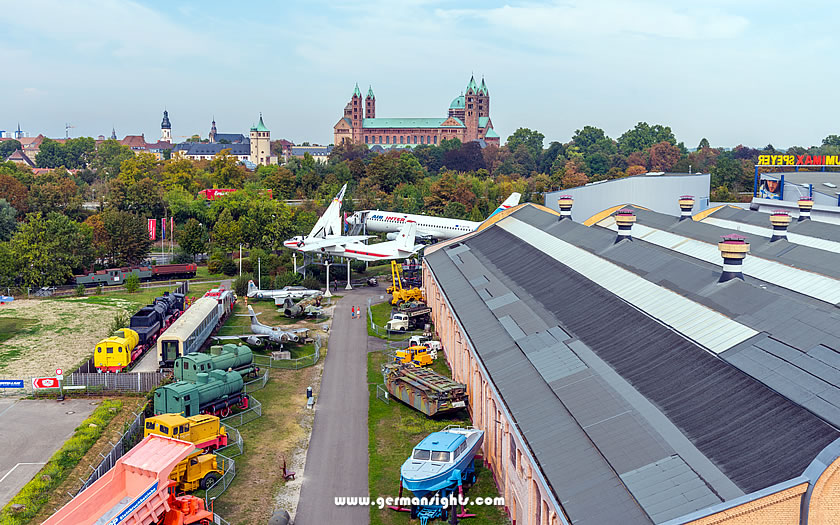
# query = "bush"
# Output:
<box><xmin>109</xmin><ymin>312</ymin><xmax>130</xmax><ymax>334</ymax></box>
<box><xmin>234</xmin><ymin>273</ymin><xmax>254</xmax><ymax>296</ymax></box>
<box><xmin>302</xmin><ymin>276</ymin><xmax>322</xmax><ymax>290</ymax></box>
<box><xmin>172</xmin><ymin>248</ymin><xmax>193</xmax><ymax>264</ymax></box>
<box><xmin>351</xmin><ymin>260</ymin><xmax>367</xmax><ymax>272</ymax></box>
<box><xmin>75</xmin><ymin>284</ymin><xmax>86</xmax><ymax>297</ymax></box>
<box><xmin>240</xmin><ymin>258</ymin><xmax>254</xmax><ymax>274</ymax></box>
<box><xmin>221</xmin><ymin>258</ymin><xmax>237</xmax><ymax>276</ymax></box>
<box><xmin>0</xmin><ymin>400</ymin><xmax>123</xmax><ymax>524</ymax></box>
<box><xmin>275</xmin><ymin>271</ymin><xmax>301</xmax><ymax>289</ymax></box>
<box><xmin>124</xmin><ymin>273</ymin><xmax>140</xmax><ymax>293</ymax></box>
<box><xmin>207</xmin><ymin>258</ymin><xmax>223</xmax><ymax>274</ymax></box>
<box><xmin>95</xmin><ymin>284</ymin><xmax>103</xmax><ymax>295</ymax></box>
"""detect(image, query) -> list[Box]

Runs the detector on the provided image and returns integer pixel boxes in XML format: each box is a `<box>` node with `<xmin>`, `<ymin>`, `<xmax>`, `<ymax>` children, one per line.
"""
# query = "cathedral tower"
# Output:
<box><xmin>209</xmin><ymin>118</ymin><xmax>217</xmax><ymax>142</ymax></box>
<box><xmin>351</xmin><ymin>83</ymin><xmax>363</xmax><ymax>142</ymax></box>
<box><xmin>365</xmin><ymin>86</ymin><xmax>376</xmax><ymax>119</ymax></box>
<box><xmin>464</xmin><ymin>75</ymin><xmax>479</xmax><ymax>142</ymax></box>
<box><xmin>160</xmin><ymin>110</ymin><xmax>171</xmax><ymax>143</ymax></box>
<box><xmin>478</xmin><ymin>77</ymin><xmax>490</xmax><ymax>118</ymax></box>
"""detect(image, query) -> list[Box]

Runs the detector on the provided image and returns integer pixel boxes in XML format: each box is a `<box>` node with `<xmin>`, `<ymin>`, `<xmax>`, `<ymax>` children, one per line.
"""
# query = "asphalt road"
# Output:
<box><xmin>0</xmin><ymin>398</ymin><xmax>98</xmax><ymax>507</ymax></box>
<box><xmin>295</xmin><ymin>286</ymin><xmax>386</xmax><ymax>525</ymax></box>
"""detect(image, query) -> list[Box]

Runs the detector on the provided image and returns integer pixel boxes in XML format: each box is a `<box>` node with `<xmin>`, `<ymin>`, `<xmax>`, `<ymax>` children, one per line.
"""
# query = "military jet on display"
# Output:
<box><xmin>214</xmin><ymin>305</ymin><xmax>308</xmax><ymax>347</ymax></box>
<box><xmin>278</xmin><ymin>297</ymin><xmax>323</xmax><ymax>318</ymax></box>
<box><xmin>246</xmin><ymin>280</ymin><xmax>321</xmax><ymax>300</ymax></box>
<box><xmin>283</xmin><ymin>183</ymin><xmax>372</xmax><ymax>253</ymax></box>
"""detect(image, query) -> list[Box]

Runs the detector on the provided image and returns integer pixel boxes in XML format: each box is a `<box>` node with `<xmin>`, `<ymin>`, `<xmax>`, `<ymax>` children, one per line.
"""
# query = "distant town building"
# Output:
<box><xmin>333</xmin><ymin>76</ymin><xmax>500</xmax><ymax>148</ymax></box>
<box><xmin>291</xmin><ymin>145</ymin><xmax>333</xmax><ymax>164</ymax></box>
<box><xmin>249</xmin><ymin>114</ymin><xmax>275</xmax><ymax>166</ymax></box>
<box><xmin>174</xmin><ymin>142</ymin><xmax>251</xmax><ymax>163</ymax></box>
<box><xmin>13</xmin><ymin>123</ymin><xmax>25</xmax><ymax>140</ymax></box>
<box><xmin>5</xmin><ymin>149</ymin><xmax>35</xmax><ymax>167</ymax></box>
<box><xmin>208</xmin><ymin>118</ymin><xmax>247</xmax><ymax>144</ymax></box>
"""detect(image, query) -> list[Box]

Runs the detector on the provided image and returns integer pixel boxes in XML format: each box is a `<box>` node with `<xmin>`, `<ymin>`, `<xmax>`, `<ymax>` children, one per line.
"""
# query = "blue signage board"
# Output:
<box><xmin>107</xmin><ymin>481</ymin><xmax>158</xmax><ymax>525</ymax></box>
<box><xmin>0</xmin><ymin>380</ymin><xmax>23</xmax><ymax>388</ymax></box>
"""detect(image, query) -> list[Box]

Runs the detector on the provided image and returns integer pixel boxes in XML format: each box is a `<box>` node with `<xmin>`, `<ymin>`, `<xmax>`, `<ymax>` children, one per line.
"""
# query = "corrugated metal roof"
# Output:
<box><xmin>701</xmin><ymin>216</ymin><xmax>840</xmax><ymax>252</ymax></box>
<box><xmin>499</xmin><ymin>217</ymin><xmax>757</xmax><ymax>354</ymax></box>
<box><xmin>596</xmin><ymin>217</ymin><xmax>840</xmax><ymax>305</ymax></box>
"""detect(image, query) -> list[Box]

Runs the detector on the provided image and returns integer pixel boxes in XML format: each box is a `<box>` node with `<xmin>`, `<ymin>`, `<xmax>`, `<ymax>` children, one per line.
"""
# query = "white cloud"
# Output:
<box><xmin>1</xmin><ymin>0</ymin><xmax>210</xmax><ymax>58</ymax></box>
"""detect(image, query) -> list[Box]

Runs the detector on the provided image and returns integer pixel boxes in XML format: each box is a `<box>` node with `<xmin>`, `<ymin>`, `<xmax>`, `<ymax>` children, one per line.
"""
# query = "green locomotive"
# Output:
<box><xmin>173</xmin><ymin>343</ymin><xmax>259</xmax><ymax>382</ymax></box>
<box><xmin>153</xmin><ymin>370</ymin><xmax>247</xmax><ymax>418</ymax></box>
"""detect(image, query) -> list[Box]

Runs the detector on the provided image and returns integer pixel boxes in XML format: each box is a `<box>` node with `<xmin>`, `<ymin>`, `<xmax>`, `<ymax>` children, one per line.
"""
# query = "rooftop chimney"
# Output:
<box><xmin>798</xmin><ymin>197</ymin><xmax>813</xmax><ymax>221</ymax></box>
<box><xmin>614</xmin><ymin>208</ymin><xmax>636</xmax><ymax>243</ymax></box>
<box><xmin>718</xmin><ymin>234</ymin><xmax>749</xmax><ymax>282</ymax></box>
<box><xmin>557</xmin><ymin>195</ymin><xmax>574</xmax><ymax>220</ymax></box>
<box><xmin>769</xmin><ymin>210</ymin><xmax>791</xmax><ymax>242</ymax></box>
<box><xmin>678</xmin><ymin>195</ymin><xmax>695</xmax><ymax>221</ymax></box>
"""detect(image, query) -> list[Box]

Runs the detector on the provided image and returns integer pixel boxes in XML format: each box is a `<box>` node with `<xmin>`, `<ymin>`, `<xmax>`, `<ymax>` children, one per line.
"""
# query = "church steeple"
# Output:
<box><xmin>110</xmin><ymin>127</ymin><xmax>116</xmax><ymax>140</ymax></box>
<box><xmin>209</xmin><ymin>117</ymin><xmax>217</xmax><ymax>142</ymax></box>
<box><xmin>466</xmin><ymin>74</ymin><xmax>478</xmax><ymax>94</ymax></box>
<box><xmin>365</xmin><ymin>85</ymin><xmax>376</xmax><ymax>119</ymax></box>
<box><xmin>160</xmin><ymin>110</ymin><xmax>172</xmax><ymax>143</ymax></box>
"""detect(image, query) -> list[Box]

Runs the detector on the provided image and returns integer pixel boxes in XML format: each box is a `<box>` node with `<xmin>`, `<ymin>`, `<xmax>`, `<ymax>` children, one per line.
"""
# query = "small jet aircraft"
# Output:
<box><xmin>283</xmin><ymin>183</ymin><xmax>372</xmax><ymax>253</ymax></box>
<box><xmin>246</xmin><ymin>280</ymin><xmax>321</xmax><ymax>300</ymax></box>
<box><xmin>214</xmin><ymin>305</ymin><xmax>308</xmax><ymax>347</ymax></box>
<box><xmin>346</xmin><ymin>192</ymin><xmax>521</xmax><ymax>241</ymax></box>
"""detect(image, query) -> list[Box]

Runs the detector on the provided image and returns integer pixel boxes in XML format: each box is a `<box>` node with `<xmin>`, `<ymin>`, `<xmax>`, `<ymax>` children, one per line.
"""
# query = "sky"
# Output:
<box><xmin>1</xmin><ymin>0</ymin><xmax>838</xmax><ymax>149</ymax></box>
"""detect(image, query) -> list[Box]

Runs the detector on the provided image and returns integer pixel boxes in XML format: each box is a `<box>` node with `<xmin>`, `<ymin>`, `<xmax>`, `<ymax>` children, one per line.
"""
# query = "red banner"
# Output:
<box><xmin>148</xmin><ymin>218</ymin><xmax>156</xmax><ymax>240</ymax></box>
<box><xmin>161</xmin><ymin>217</ymin><xmax>166</xmax><ymax>241</ymax></box>
<box><xmin>170</xmin><ymin>217</ymin><xmax>174</xmax><ymax>239</ymax></box>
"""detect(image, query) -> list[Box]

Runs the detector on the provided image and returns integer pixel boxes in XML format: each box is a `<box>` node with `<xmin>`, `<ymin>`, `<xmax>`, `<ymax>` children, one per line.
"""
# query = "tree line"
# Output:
<box><xmin>2</xmin><ymin>124</ymin><xmax>839</xmax><ymax>290</ymax></box>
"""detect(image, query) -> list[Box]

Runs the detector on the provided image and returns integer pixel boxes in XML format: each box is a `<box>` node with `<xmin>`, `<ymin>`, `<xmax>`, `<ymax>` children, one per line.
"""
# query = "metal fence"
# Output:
<box><xmin>252</xmin><ymin>334</ymin><xmax>323</xmax><ymax>370</ymax></box>
<box><xmin>221</xmin><ymin>396</ymin><xmax>263</xmax><ymax>429</ymax></box>
<box><xmin>243</xmin><ymin>369</ymin><xmax>269</xmax><ymax>394</ymax></box>
<box><xmin>75</xmin><ymin>407</ymin><xmax>147</xmax><ymax>496</ymax></box>
<box><xmin>367</xmin><ymin>297</ymin><xmax>422</xmax><ymax>341</ymax></box>
<box><xmin>376</xmin><ymin>384</ymin><xmax>390</xmax><ymax>404</ymax></box>
<box><xmin>217</xmin><ymin>423</ymin><xmax>244</xmax><ymax>458</ymax></box>
<box><xmin>205</xmin><ymin>452</ymin><xmax>236</xmax><ymax>508</ymax></box>
<box><xmin>65</xmin><ymin>371</ymin><xmax>168</xmax><ymax>392</ymax></box>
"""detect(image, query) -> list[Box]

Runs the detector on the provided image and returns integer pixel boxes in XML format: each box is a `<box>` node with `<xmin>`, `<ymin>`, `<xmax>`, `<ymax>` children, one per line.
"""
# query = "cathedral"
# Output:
<box><xmin>333</xmin><ymin>75</ymin><xmax>500</xmax><ymax>148</ymax></box>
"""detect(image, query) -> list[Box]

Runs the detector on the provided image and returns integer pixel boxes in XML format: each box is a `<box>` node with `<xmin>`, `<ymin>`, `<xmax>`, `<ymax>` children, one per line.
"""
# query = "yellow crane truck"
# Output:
<box><xmin>388</xmin><ymin>260</ymin><xmax>424</xmax><ymax>306</ymax></box>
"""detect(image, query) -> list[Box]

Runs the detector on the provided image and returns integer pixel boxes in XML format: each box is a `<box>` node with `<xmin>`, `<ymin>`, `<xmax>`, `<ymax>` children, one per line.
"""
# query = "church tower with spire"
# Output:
<box><xmin>110</xmin><ymin>127</ymin><xmax>117</xmax><ymax>140</ymax></box>
<box><xmin>160</xmin><ymin>110</ymin><xmax>172</xmax><ymax>143</ymax></box>
<box><xmin>209</xmin><ymin>118</ymin><xmax>217</xmax><ymax>143</ymax></box>
<box><xmin>365</xmin><ymin>86</ymin><xmax>376</xmax><ymax>119</ymax></box>
<box><xmin>249</xmin><ymin>113</ymin><xmax>271</xmax><ymax>166</ymax></box>
<box><xmin>464</xmin><ymin>75</ymin><xmax>479</xmax><ymax>142</ymax></box>
<box><xmin>477</xmin><ymin>77</ymin><xmax>490</xmax><ymax>118</ymax></box>
<box><xmin>351</xmin><ymin>83</ymin><xmax>363</xmax><ymax>142</ymax></box>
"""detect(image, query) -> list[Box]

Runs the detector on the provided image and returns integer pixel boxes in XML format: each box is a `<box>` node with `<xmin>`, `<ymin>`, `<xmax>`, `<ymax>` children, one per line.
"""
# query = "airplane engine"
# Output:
<box><xmin>288</xmin><ymin>334</ymin><xmax>300</xmax><ymax>343</ymax></box>
<box><xmin>386</xmin><ymin>232</ymin><xmax>399</xmax><ymax>241</ymax></box>
<box><xmin>246</xmin><ymin>335</ymin><xmax>263</xmax><ymax>347</ymax></box>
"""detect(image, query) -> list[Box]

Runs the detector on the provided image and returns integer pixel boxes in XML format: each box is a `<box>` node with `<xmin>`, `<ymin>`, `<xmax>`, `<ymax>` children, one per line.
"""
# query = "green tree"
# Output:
<box><xmin>91</xmin><ymin>139</ymin><xmax>133</xmax><ymax>179</ymax></box>
<box><xmin>710</xmin><ymin>155</ymin><xmax>744</xmax><ymax>191</ymax></box>
<box><xmin>443</xmin><ymin>201</ymin><xmax>468</xmax><ymax>219</ymax></box>
<box><xmin>506</xmin><ymin>128</ymin><xmax>545</xmax><ymax>160</ymax></box>
<box><xmin>177</xmin><ymin>218</ymin><xmax>208</xmax><ymax>261</ymax></box>
<box><xmin>212</xmin><ymin>208</ymin><xmax>243</xmax><ymax>251</ymax></box>
<box><xmin>7</xmin><ymin>212</ymin><xmax>93</xmax><ymax>287</ymax></box>
<box><xmin>698</xmin><ymin>138</ymin><xmax>711</xmax><ymax>150</ymax></box>
<box><xmin>35</xmin><ymin>138</ymin><xmax>65</xmax><ymax>168</ymax></box>
<box><xmin>101</xmin><ymin>209</ymin><xmax>152</xmax><ymax>265</ymax></box>
<box><xmin>210</xmin><ymin>150</ymin><xmax>246</xmax><ymax>188</ymax></box>
<box><xmin>123</xmin><ymin>273</ymin><xmax>140</xmax><ymax>293</ymax></box>
<box><xmin>822</xmin><ymin>135</ymin><xmax>840</xmax><ymax>147</ymax></box>
<box><xmin>617</xmin><ymin>122</ymin><xmax>676</xmax><ymax>155</ymax></box>
<box><xmin>0</xmin><ymin>140</ymin><xmax>22</xmax><ymax>159</ymax></box>
<box><xmin>0</xmin><ymin>199</ymin><xmax>16</xmax><ymax>241</ymax></box>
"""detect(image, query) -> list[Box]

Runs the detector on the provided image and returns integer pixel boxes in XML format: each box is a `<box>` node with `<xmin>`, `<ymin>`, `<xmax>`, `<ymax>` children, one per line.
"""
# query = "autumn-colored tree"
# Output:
<box><xmin>210</xmin><ymin>150</ymin><xmax>247</xmax><ymax>188</ymax></box>
<box><xmin>0</xmin><ymin>173</ymin><xmax>28</xmax><ymax>213</ymax></box>
<box><xmin>648</xmin><ymin>141</ymin><xmax>681</xmax><ymax>172</ymax></box>
<box><xmin>83</xmin><ymin>214</ymin><xmax>110</xmax><ymax>261</ymax></box>
<box><xmin>626</xmin><ymin>165</ymin><xmax>647</xmax><ymax>177</ymax></box>
<box><xmin>561</xmin><ymin>159</ymin><xmax>588</xmax><ymax>189</ymax></box>
<box><xmin>118</xmin><ymin>152</ymin><xmax>159</xmax><ymax>185</ymax></box>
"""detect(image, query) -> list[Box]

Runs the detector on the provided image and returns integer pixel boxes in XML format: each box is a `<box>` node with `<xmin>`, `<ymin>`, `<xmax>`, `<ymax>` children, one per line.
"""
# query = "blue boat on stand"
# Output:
<box><xmin>389</xmin><ymin>425</ymin><xmax>484</xmax><ymax>524</ymax></box>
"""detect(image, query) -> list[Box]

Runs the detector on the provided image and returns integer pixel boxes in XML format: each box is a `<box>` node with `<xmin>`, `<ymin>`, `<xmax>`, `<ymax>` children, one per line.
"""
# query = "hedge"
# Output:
<box><xmin>0</xmin><ymin>399</ymin><xmax>123</xmax><ymax>525</ymax></box>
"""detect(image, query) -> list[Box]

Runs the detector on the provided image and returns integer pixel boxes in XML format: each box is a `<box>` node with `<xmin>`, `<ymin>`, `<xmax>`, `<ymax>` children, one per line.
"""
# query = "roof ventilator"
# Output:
<box><xmin>557</xmin><ymin>195</ymin><xmax>574</xmax><ymax>220</ymax></box>
<box><xmin>769</xmin><ymin>210</ymin><xmax>791</xmax><ymax>242</ymax></box>
<box><xmin>614</xmin><ymin>208</ymin><xmax>635</xmax><ymax>243</ymax></box>
<box><xmin>718</xmin><ymin>233</ymin><xmax>749</xmax><ymax>282</ymax></box>
<box><xmin>678</xmin><ymin>195</ymin><xmax>695</xmax><ymax>221</ymax></box>
<box><xmin>798</xmin><ymin>197</ymin><xmax>813</xmax><ymax>221</ymax></box>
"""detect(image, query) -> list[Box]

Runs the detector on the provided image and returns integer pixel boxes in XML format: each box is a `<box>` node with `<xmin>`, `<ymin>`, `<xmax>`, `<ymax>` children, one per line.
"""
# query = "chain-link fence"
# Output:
<box><xmin>74</xmin><ymin>407</ymin><xmax>147</xmax><ymax>496</ymax></box>
<box><xmin>376</xmin><ymin>384</ymin><xmax>390</xmax><ymax>404</ymax></box>
<box><xmin>217</xmin><ymin>423</ymin><xmax>244</xmax><ymax>458</ymax></box>
<box><xmin>205</xmin><ymin>452</ymin><xmax>236</xmax><ymax>508</ymax></box>
<box><xmin>243</xmin><ymin>369</ymin><xmax>269</xmax><ymax>394</ymax></box>
<box><xmin>66</xmin><ymin>372</ymin><xmax>168</xmax><ymax>392</ymax></box>
<box><xmin>221</xmin><ymin>396</ymin><xmax>262</xmax><ymax>428</ymax></box>
<box><xmin>252</xmin><ymin>334</ymin><xmax>323</xmax><ymax>370</ymax></box>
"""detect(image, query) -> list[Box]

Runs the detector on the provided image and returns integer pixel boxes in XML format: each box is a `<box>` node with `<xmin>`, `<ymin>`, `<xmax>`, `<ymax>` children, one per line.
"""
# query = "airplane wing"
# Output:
<box><xmin>213</xmin><ymin>334</ymin><xmax>270</xmax><ymax>340</ymax></box>
<box><xmin>296</xmin><ymin>235</ymin><xmax>373</xmax><ymax>252</ymax></box>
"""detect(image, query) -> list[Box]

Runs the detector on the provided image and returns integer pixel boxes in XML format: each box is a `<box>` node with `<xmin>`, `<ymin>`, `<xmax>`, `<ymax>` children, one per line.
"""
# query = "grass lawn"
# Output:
<box><xmin>213</xmin><ymin>365</ymin><xmax>321</xmax><ymax>524</ymax></box>
<box><xmin>367</xmin><ymin>301</ymin><xmax>424</xmax><ymax>342</ymax></box>
<box><xmin>0</xmin><ymin>317</ymin><xmax>37</xmax><ymax>344</ymax></box>
<box><xmin>367</xmin><ymin>351</ymin><xmax>508</xmax><ymax>525</ymax></box>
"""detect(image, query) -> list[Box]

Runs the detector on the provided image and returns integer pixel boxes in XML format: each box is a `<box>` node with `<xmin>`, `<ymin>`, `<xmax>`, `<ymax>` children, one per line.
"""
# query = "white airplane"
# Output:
<box><xmin>345</xmin><ymin>192</ymin><xmax>521</xmax><ymax>241</ymax></box>
<box><xmin>283</xmin><ymin>183</ymin><xmax>372</xmax><ymax>253</ymax></box>
<box><xmin>314</xmin><ymin>220</ymin><xmax>423</xmax><ymax>262</ymax></box>
<box><xmin>246</xmin><ymin>280</ymin><xmax>321</xmax><ymax>300</ymax></box>
<box><xmin>214</xmin><ymin>305</ymin><xmax>308</xmax><ymax>346</ymax></box>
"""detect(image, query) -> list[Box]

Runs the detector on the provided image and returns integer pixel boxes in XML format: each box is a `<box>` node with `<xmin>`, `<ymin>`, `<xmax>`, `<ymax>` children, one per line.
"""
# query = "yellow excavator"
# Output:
<box><xmin>388</xmin><ymin>260</ymin><xmax>424</xmax><ymax>306</ymax></box>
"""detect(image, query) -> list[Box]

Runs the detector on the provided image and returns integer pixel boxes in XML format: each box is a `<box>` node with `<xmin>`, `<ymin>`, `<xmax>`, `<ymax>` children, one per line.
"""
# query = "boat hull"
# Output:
<box><xmin>401</xmin><ymin>429</ymin><xmax>483</xmax><ymax>498</ymax></box>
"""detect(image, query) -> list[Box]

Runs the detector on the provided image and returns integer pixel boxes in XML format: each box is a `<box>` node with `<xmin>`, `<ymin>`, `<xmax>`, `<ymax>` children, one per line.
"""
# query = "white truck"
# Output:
<box><xmin>385</xmin><ymin>305</ymin><xmax>431</xmax><ymax>332</ymax></box>
<box><xmin>409</xmin><ymin>335</ymin><xmax>443</xmax><ymax>356</ymax></box>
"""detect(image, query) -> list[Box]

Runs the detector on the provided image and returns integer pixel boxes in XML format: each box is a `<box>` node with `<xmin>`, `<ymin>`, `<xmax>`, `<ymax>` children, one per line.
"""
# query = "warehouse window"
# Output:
<box><xmin>509</xmin><ymin>434</ymin><xmax>516</xmax><ymax>467</ymax></box>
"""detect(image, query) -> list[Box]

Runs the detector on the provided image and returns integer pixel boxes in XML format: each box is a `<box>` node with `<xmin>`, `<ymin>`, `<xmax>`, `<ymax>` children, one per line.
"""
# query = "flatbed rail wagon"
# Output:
<box><xmin>382</xmin><ymin>363</ymin><xmax>468</xmax><ymax>417</ymax></box>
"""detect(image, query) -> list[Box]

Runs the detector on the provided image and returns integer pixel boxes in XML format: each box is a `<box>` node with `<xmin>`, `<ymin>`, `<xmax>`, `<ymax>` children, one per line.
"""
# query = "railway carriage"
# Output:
<box><xmin>157</xmin><ymin>288</ymin><xmax>234</xmax><ymax>367</ymax></box>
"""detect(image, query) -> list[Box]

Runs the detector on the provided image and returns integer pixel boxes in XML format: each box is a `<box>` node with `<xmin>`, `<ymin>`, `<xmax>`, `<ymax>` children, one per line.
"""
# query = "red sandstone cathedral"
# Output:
<box><xmin>333</xmin><ymin>75</ymin><xmax>500</xmax><ymax>148</ymax></box>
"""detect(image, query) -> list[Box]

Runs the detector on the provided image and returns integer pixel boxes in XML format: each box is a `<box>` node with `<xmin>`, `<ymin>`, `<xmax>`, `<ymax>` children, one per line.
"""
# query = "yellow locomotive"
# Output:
<box><xmin>94</xmin><ymin>328</ymin><xmax>139</xmax><ymax>372</ymax></box>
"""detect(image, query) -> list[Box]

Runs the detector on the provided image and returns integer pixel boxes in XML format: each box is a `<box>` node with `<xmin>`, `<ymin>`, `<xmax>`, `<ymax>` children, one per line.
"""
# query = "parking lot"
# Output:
<box><xmin>0</xmin><ymin>398</ymin><xmax>98</xmax><ymax>507</ymax></box>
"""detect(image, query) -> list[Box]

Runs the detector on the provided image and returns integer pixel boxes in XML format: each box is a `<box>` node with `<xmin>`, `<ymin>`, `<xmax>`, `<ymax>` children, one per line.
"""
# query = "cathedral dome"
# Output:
<box><xmin>449</xmin><ymin>95</ymin><xmax>465</xmax><ymax>109</ymax></box>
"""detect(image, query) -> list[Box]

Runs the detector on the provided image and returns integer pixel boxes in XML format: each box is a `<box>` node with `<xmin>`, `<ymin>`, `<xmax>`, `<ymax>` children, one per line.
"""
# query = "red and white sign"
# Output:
<box><xmin>55</xmin><ymin>368</ymin><xmax>63</xmax><ymax>377</ymax></box>
<box><xmin>32</xmin><ymin>377</ymin><xmax>59</xmax><ymax>389</ymax></box>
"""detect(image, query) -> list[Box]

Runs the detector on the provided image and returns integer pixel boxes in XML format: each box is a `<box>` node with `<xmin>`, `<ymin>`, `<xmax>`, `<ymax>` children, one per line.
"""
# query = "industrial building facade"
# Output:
<box><xmin>423</xmin><ymin>202</ymin><xmax>840</xmax><ymax>525</ymax></box>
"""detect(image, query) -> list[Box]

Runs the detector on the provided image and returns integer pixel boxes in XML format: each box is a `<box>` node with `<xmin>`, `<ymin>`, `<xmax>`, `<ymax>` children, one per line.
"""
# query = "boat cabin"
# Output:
<box><xmin>411</xmin><ymin>431</ymin><xmax>467</xmax><ymax>463</ymax></box>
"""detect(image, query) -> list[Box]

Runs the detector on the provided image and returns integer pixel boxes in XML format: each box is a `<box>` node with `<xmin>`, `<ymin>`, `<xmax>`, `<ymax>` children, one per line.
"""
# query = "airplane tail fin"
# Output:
<box><xmin>486</xmin><ymin>192</ymin><xmax>521</xmax><ymax>221</ymax></box>
<box><xmin>395</xmin><ymin>221</ymin><xmax>417</xmax><ymax>252</ymax></box>
<box><xmin>308</xmin><ymin>183</ymin><xmax>347</xmax><ymax>239</ymax></box>
<box><xmin>248</xmin><ymin>305</ymin><xmax>260</xmax><ymax>324</ymax></box>
<box><xmin>247</xmin><ymin>280</ymin><xmax>258</xmax><ymax>297</ymax></box>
